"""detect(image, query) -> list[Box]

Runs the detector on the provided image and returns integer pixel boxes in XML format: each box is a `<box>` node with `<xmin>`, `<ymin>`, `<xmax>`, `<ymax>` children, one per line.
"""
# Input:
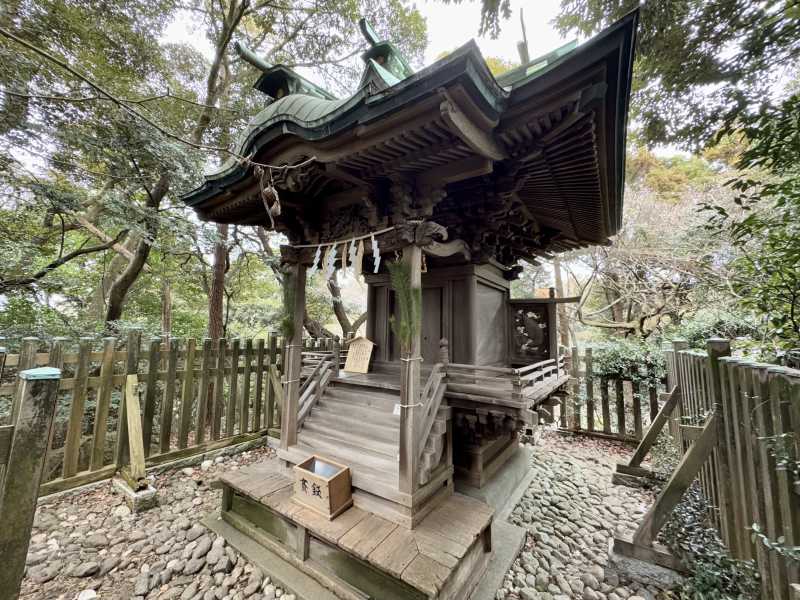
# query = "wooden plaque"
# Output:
<box><xmin>343</xmin><ymin>336</ymin><xmax>375</xmax><ymax>374</ymax></box>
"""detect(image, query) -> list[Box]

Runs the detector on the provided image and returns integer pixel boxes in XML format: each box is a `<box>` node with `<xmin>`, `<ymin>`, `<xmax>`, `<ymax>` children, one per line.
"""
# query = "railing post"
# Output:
<box><xmin>332</xmin><ymin>337</ymin><xmax>341</xmax><ymax>378</ymax></box>
<box><xmin>0</xmin><ymin>367</ymin><xmax>60</xmax><ymax>597</ymax></box>
<box><xmin>439</xmin><ymin>338</ymin><xmax>450</xmax><ymax>366</ymax></box>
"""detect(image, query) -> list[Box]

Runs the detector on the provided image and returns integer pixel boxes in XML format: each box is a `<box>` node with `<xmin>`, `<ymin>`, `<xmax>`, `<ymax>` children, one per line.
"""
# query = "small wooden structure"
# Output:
<box><xmin>0</xmin><ymin>366</ymin><xmax>61</xmax><ymax>597</ymax></box>
<box><xmin>183</xmin><ymin>12</ymin><xmax>638</xmax><ymax>599</ymax></box>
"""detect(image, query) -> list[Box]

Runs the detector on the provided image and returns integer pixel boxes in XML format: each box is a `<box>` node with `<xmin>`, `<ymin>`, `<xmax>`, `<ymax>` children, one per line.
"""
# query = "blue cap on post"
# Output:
<box><xmin>19</xmin><ymin>367</ymin><xmax>61</xmax><ymax>380</ymax></box>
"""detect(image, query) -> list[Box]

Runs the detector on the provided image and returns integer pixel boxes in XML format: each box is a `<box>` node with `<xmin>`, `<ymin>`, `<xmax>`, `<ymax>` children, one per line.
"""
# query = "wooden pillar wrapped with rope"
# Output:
<box><xmin>279</xmin><ymin>246</ymin><xmax>308</xmax><ymax>451</ymax></box>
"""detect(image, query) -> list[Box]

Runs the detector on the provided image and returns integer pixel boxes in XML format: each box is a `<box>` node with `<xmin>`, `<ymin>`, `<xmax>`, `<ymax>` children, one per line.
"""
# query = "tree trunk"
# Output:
<box><xmin>208</xmin><ymin>223</ymin><xmax>229</xmax><ymax>340</ymax></box>
<box><xmin>553</xmin><ymin>257</ymin><xmax>570</xmax><ymax>348</ymax></box>
<box><xmin>104</xmin><ymin>174</ymin><xmax>169</xmax><ymax>329</ymax></box>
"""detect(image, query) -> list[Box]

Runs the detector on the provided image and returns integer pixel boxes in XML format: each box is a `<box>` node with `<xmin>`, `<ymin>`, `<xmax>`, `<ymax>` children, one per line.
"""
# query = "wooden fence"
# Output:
<box><xmin>666</xmin><ymin>341</ymin><xmax>800</xmax><ymax>599</ymax></box>
<box><xmin>559</xmin><ymin>346</ymin><xmax>665</xmax><ymax>442</ymax></box>
<box><xmin>0</xmin><ymin>331</ymin><xmax>290</xmax><ymax>495</ymax></box>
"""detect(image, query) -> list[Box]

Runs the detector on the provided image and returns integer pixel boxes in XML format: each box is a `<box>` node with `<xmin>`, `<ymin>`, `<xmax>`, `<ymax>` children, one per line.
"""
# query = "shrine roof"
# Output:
<box><xmin>182</xmin><ymin>11</ymin><xmax>638</xmax><ymax>264</ymax></box>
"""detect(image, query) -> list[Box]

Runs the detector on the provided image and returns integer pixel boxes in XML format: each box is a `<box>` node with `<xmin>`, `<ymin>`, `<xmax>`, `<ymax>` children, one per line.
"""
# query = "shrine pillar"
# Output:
<box><xmin>398</xmin><ymin>243</ymin><xmax>422</xmax><ymax>494</ymax></box>
<box><xmin>280</xmin><ymin>255</ymin><xmax>307</xmax><ymax>450</ymax></box>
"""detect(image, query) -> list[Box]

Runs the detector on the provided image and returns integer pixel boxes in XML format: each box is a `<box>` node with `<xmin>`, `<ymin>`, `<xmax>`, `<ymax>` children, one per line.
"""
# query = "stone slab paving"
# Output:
<box><xmin>20</xmin><ymin>446</ymin><xmax>294</xmax><ymax>600</ymax></box>
<box><xmin>497</xmin><ymin>431</ymin><xmax>669</xmax><ymax>600</ymax></box>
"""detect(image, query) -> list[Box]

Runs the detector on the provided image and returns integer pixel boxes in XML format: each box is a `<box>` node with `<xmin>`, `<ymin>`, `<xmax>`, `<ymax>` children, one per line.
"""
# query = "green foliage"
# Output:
<box><xmin>702</xmin><ymin>94</ymin><xmax>800</xmax><ymax>346</ymax></box>
<box><xmin>555</xmin><ymin>1</ymin><xmax>800</xmax><ymax>149</ymax></box>
<box><xmin>660</xmin><ymin>484</ymin><xmax>760</xmax><ymax>599</ymax></box>
<box><xmin>660</xmin><ymin>310</ymin><xmax>762</xmax><ymax>351</ymax></box>
<box><xmin>590</xmin><ymin>339</ymin><xmax>665</xmax><ymax>389</ymax></box>
<box><xmin>387</xmin><ymin>260</ymin><xmax>421</xmax><ymax>355</ymax></box>
<box><xmin>0</xmin><ymin>0</ymin><xmax>425</xmax><ymax>338</ymax></box>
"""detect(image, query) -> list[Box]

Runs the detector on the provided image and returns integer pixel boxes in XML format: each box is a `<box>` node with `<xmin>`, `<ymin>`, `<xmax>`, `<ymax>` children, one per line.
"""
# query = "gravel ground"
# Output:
<box><xmin>19</xmin><ymin>432</ymin><xmax>672</xmax><ymax>600</ymax></box>
<box><xmin>20</xmin><ymin>445</ymin><xmax>293</xmax><ymax>600</ymax></box>
<box><xmin>497</xmin><ymin>431</ymin><xmax>671</xmax><ymax>600</ymax></box>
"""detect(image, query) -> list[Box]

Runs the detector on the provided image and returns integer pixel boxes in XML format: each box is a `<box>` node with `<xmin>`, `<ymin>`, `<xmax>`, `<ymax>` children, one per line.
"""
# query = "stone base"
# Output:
<box><xmin>112</xmin><ymin>477</ymin><xmax>158</xmax><ymax>513</ymax></box>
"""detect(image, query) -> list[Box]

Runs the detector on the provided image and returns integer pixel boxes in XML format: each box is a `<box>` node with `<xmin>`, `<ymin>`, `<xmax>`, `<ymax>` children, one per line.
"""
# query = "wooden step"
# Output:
<box><xmin>315</xmin><ymin>399</ymin><xmax>399</xmax><ymax>427</ymax></box>
<box><xmin>297</xmin><ymin>429</ymin><xmax>398</xmax><ymax>474</ymax></box>
<box><xmin>300</xmin><ymin>419</ymin><xmax>399</xmax><ymax>454</ymax></box>
<box><xmin>308</xmin><ymin>405</ymin><xmax>399</xmax><ymax>437</ymax></box>
<box><xmin>324</xmin><ymin>387</ymin><xmax>399</xmax><ymax>411</ymax></box>
<box><xmin>279</xmin><ymin>444</ymin><xmax>403</xmax><ymax>504</ymax></box>
<box><xmin>329</xmin><ymin>376</ymin><xmax>401</xmax><ymax>393</ymax></box>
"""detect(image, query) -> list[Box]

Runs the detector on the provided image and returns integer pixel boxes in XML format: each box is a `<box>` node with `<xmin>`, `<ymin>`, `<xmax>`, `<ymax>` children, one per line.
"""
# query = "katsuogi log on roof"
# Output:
<box><xmin>182</xmin><ymin>12</ymin><xmax>637</xmax><ymax>268</ymax></box>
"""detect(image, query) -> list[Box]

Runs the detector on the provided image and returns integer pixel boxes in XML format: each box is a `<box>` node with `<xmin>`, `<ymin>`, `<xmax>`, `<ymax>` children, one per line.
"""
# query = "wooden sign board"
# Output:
<box><xmin>344</xmin><ymin>336</ymin><xmax>375</xmax><ymax>374</ymax></box>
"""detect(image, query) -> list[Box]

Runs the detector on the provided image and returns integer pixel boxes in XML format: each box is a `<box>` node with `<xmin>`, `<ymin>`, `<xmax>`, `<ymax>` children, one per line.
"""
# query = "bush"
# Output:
<box><xmin>590</xmin><ymin>339</ymin><xmax>666</xmax><ymax>390</ymax></box>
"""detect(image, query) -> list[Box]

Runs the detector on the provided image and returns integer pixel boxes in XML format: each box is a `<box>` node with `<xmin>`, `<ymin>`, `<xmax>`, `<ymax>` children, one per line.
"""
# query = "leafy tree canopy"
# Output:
<box><xmin>554</xmin><ymin>0</ymin><xmax>800</xmax><ymax>149</ymax></box>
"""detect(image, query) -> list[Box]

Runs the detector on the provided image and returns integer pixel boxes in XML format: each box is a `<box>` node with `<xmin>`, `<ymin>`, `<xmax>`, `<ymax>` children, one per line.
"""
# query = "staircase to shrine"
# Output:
<box><xmin>278</xmin><ymin>368</ymin><xmax>452</xmax><ymax>525</ymax></box>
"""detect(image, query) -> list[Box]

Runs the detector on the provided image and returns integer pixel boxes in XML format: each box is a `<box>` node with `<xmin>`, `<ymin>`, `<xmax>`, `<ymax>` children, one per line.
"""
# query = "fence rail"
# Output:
<box><xmin>0</xmin><ymin>331</ymin><xmax>291</xmax><ymax>495</ymax></box>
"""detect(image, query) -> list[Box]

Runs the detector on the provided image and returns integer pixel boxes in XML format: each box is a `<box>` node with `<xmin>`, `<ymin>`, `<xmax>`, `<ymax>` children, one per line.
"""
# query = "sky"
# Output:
<box><xmin>163</xmin><ymin>0</ymin><xmax>573</xmax><ymax>77</ymax></box>
<box><xmin>418</xmin><ymin>0</ymin><xmax>571</xmax><ymax>66</ymax></box>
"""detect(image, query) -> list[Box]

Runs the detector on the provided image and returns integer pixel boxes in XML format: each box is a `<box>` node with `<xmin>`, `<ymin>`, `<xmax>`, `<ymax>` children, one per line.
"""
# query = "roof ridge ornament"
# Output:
<box><xmin>359</xmin><ymin>18</ymin><xmax>382</xmax><ymax>47</ymax></box>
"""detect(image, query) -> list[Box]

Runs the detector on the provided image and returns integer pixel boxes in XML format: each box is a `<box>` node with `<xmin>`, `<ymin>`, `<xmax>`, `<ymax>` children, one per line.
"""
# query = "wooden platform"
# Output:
<box><xmin>218</xmin><ymin>459</ymin><xmax>493</xmax><ymax>600</ymax></box>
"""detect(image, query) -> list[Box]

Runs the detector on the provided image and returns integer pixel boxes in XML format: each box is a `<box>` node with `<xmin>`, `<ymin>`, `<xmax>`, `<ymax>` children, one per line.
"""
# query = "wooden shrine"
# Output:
<box><xmin>183</xmin><ymin>12</ymin><xmax>637</xmax><ymax>600</ymax></box>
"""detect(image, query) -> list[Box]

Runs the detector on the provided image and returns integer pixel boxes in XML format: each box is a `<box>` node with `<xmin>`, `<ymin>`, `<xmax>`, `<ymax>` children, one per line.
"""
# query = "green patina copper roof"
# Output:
<box><xmin>495</xmin><ymin>40</ymin><xmax>579</xmax><ymax>88</ymax></box>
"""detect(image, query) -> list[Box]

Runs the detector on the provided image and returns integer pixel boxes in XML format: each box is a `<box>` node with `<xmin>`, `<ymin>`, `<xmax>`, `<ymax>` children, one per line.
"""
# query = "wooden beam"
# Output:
<box><xmin>416</xmin><ymin>156</ymin><xmax>493</xmax><ymax>188</ymax></box>
<box><xmin>398</xmin><ymin>244</ymin><xmax>422</xmax><ymax>495</ymax></box>
<box><xmin>632</xmin><ymin>410</ymin><xmax>720</xmax><ymax>546</ymax></box>
<box><xmin>439</xmin><ymin>98</ymin><xmax>507</xmax><ymax>160</ymax></box>
<box><xmin>625</xmin><ymin>387</ymin><xmax>680</xmax><ymax>468</ymax></box>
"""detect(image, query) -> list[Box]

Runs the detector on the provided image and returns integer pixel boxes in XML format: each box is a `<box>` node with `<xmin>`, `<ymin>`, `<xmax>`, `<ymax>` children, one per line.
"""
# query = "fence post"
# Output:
<box><xmin>706</xmin><ymin>338</ymin><xmax>734</xmax><ymax>552</ymax></box>
<box><xmin>11</xmin><ymin>337</ymin><xmax>38</xmax><ymax>424</ymax></box>
<box><xmin>0</xmin><ymin>367</ymin><xmax>60</xmax><ymax>597</ymax></box>
<box><xmin>116</xmin><ymin>329</ymin><xmax>142</xmax><ymax>467</ymax></box>
<box><xmin>671</xmin><ymin>340</ymin><xmax>689</xmax><ymax>448</ymax></box>
<box><xmin>332</xmin><ymin>337</ymin><xmax>341</xmax><ymax>378</ymax></box>
<box><xmin>585</xmin><ymin>348</ymin><xmax>594</xmax><ymax>432</ymax></box>
<box><xmin>570</xmin><ymin>346</ymin><xmax>580</xmax><ymax>430</ymax></box>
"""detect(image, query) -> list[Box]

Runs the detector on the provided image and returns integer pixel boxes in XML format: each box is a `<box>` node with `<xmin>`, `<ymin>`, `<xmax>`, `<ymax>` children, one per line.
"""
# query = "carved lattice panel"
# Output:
<box><xmin>509</xmin><ymin>302</ymin><xmax>550</xmax><ymax>364</ymax></box>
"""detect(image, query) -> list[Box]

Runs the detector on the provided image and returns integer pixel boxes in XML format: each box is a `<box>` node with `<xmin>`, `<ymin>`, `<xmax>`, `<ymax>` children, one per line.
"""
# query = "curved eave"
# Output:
<box><xmin>182</xmin><ymin>41</ymin><xmax>506</xmax><ymax>210</ymax></box>
<box><xmin>506</xmin><ymin>10</ymin><xmax>637</xmax><ymax>238</ymax></box>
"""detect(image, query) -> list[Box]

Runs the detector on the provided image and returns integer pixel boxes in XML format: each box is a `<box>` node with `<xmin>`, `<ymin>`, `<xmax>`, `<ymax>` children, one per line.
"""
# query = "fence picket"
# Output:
<box><xmin>254</xmin><ymin>339</ymin><xmax>265</xmax><ymax>431</ymax></box>
<box><xmin>89</xmin><ymin>338</ymin><xmax>116</xmax><ymax>470</ymax></box>
<box><xmin>158</xmin><ymin>338</ymin><xmax>179</xmax><ymax>455</ymax></box>
<box><xmin>212</xmin><ymin>339</ymin><xmax>227</xmax><ymax>440</ymax></box>
<box><xmin>241</xmin><ymin>339</ymin><xmax>253</xmax><ymax>433</ymax></box>
<box><xmin>226</xmin><ymin>339</ymin><xmax>240</xmax><ymax>437</ymax></box>
<box><xmin>141</xmin><ymin>338</ymin><xmax>161</xmax><ymax>458</ymax></box>
<box><xmin>195</xmin><ymin>339</ymin><xmax>213</xmax><ymax>444</ymax></box>
<box><xmin>178</xmin><ymin>338</ymin><xmax>196</xmax><ymax>449</ymax></box>
<box><xmin>62</xmin><ymin>338</ymin><xmax>91</xmax><ymax>478</ymax></box>
<box><xmin>585</xmin><ymin>348</ymin><xmax>594</xmax><ymax>432</ymax></box>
